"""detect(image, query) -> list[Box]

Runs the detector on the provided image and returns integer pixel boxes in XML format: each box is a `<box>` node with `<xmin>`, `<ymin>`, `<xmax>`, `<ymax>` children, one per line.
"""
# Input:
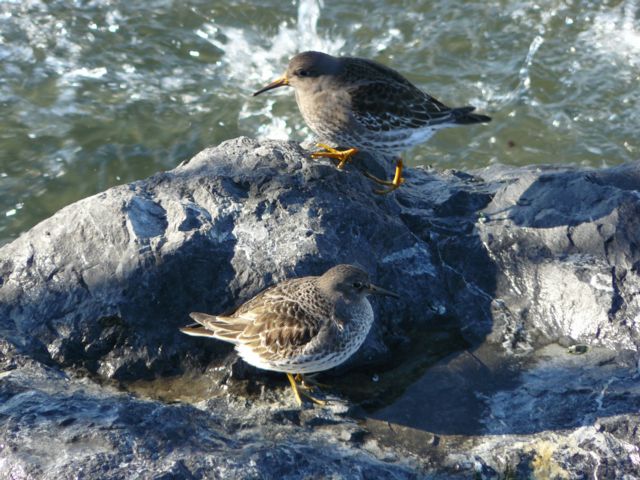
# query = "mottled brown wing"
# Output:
<box><xmin>348</xmin><ymin>80</ymin><xmax>455</xmax><ymax>132</ymax></box>
<box><xmin>232</xmin><ymin>279</ymin><xmax>325</xmax><ymax>360</ymax></box>
<box><xmin>241</xmin><ymin>278</ymin><xmax>322</xmax><ymax>358</ymax></box>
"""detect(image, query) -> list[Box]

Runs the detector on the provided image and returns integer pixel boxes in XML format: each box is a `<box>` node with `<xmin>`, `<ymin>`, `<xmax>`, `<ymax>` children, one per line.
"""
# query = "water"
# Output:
<box><xmin>1</xmin><ymin>0</ymin><xmax>639</xmax><ymax>245</ymax></box>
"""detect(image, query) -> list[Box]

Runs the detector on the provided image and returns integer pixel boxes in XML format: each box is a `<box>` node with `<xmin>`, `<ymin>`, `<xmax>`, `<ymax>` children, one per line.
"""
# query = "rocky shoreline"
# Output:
<box><xmin>1</xmin><ymin>137</ymin><xmax>639</xmax><ymax>478</ymax></box>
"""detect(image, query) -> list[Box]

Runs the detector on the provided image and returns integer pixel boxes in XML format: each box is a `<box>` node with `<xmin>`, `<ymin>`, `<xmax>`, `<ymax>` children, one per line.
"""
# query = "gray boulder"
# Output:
<box><xmin>1</xmin><ymin>137</ymin><xmax>639</xmax><ymax>478</ymax></box>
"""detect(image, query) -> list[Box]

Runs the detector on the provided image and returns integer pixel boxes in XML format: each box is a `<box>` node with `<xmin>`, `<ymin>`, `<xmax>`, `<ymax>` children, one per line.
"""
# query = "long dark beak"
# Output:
<box><xmin>366</xmin><ymin>283</ymin><xmax>400</xmax><ymax>299</ymax></box>
<box><xmin>252</xmin><ymin>76</ymin><xmax>289</xmax><ymax>96</ymax></box>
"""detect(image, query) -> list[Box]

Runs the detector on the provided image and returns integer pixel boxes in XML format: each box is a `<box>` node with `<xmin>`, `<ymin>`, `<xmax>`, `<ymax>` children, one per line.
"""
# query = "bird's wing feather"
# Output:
<box><xmin>182</xmin><ymin>312</ymin><xmax>251</xmax><ymax>343</ymax></box>
<box><xmin>348</xmin><ymin>80</ymin><xmax>456</xmax><ymax>132</ymax></box>
<box><xmin>184</xmin><ymin>279</ymin><xmax>325</xmax><ymax>361</ymax></box>
<box><xmin>238</xmin><ymin>283</ymin><xmax>323</xmax><ymax>360</ymax></box>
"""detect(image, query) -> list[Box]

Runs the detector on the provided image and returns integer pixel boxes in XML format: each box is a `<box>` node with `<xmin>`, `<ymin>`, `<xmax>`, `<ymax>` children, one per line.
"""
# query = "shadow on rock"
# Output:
<box><xmin>499</xmin><ymin>164</ymin><xmax>640</xmax><ymax>228</ymax></box>
<box><xmin>367</xmin><ymin>343</ymin><xmax>639</xmax><ymax>437</ymax></box>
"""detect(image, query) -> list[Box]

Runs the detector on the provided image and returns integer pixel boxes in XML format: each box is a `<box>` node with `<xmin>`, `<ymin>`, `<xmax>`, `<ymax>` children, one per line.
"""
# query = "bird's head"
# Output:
<box><xmin>253</xmin><ymin>51</ymin><xmax>340</xmax><ymax>96</ymax></box>
<box><xmin>317</xmin><ymin>264</ymin><xmax>399</xmax><ymax>302</ymax></box>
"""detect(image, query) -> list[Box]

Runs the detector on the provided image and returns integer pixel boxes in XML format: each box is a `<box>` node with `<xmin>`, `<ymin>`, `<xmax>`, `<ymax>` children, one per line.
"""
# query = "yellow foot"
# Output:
<box><xmin>301</xmin><ymin>390</ymin><xmax>327</xmax><ymax>406</ymax></box>
<box><xmin>287</xmin><ymin>373</ymin><xmax>327</xmax><ymax>406</ymax></box>
<box><xmin>363</xmin><ymin>159</ymin><xmax>405</xmax><ymax>194</ymax></box>
<box><xmin>297</xmin><ymin>373</ymin><xmax>330</xmax><ymax>390</ymax></box>
<box><xmin>311</xmin><ymin>143</ymin><xmax>359</xmax><ymax>169</ymax></box>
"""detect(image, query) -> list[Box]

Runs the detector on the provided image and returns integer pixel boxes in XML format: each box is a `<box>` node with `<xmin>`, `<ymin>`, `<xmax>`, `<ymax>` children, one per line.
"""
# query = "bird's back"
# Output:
<box><xmin>327</xmin><ymin>56</ymin><xmax>491</xmax><ymax>154</ymax></box>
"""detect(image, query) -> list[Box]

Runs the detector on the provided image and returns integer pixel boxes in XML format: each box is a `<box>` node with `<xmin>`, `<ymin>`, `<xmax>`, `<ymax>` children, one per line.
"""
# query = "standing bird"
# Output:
<box><xmin>253</xmin><ymin>51</ymin><xmax>491</xmax><ymax>193</ymax></box>
<box><xmin>181</xmin><ymin>265</ymin><xmax>398</xmax><ymax>406</ymax></box>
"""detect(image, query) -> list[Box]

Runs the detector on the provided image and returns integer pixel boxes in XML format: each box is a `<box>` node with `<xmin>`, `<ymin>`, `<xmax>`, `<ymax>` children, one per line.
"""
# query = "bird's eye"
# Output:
<box><xmin>352</xmin><ymin>281</ymin><xmax>363</xmax><ymax>289</ymax></box>
<box><xmin>296</xmin><ymin>68</ymin><xmax>310</xmax><ymax>77</ymax></box>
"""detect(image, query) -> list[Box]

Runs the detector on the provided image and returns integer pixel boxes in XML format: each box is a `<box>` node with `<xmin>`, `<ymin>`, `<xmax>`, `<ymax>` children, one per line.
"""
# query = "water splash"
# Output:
<box><xmin>491</xmin><ymin>34</ymin><xmax>544</xmax><ymax>107</ymax></box>
<box><xmin>198</xmin><ymin>0</ymin><xmax>344</xmax><ymax>141</ymax></box>
<box><xmin>520</xmin><ymin>35</ymin><xmax>544</xmax><ymax>92</ymax></box>
<box><xmin>296</xmin><ymin>0</ymin><xmax>335</xmax><ymax>53</ymax></box>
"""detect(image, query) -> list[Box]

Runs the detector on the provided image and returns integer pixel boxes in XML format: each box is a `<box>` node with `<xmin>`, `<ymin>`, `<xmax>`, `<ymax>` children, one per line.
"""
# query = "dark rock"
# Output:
<box><xmin>1</xmin><ymin>137</ymin><xmax>639</xmax><ymax>478</ymax></box>
<box><xmin>477</xmin><ymin>163</ymin><xmax>640</xmax><ymax>352</ymax></box>
<box><xmin>0</xmin><ymin>138</ymin><xmax>451</xmax><ymax>382</ymax></box>
<box><xmin>0</xmin><ymin>358</ymin><xmax>419</xmax><ymax>479</ymax></box>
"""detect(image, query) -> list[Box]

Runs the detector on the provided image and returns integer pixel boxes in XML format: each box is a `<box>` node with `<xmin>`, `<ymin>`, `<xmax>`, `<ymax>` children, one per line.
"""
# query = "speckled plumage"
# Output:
<box><xmin>255</xmin><ymin>51</ymin><xmax>491</xmax><ymax>157</ymax></box>
<box><xmin>181</xmin><ymin>265</ymin><xmax>398</xmax><ymax>384</ymax></box>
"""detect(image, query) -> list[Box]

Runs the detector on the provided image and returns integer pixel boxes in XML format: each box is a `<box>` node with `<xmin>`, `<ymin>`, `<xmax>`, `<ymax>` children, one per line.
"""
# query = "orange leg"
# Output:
<box><xmin>363</xmin><ymin>159</ymin><xmax>405</xmax><ymax>194</ymax></box>
<box><xmin>311</xmin><ymin>143</ymin><xmax>359</xmax><ymax>169</ymax></box>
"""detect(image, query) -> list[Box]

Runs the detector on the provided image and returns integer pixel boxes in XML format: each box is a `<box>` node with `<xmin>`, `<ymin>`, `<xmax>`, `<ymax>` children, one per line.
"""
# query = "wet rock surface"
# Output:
<box><xmin>1</xmin><ymin>137</ymin><xmax>639</xmax><ymax>478</ymax></box>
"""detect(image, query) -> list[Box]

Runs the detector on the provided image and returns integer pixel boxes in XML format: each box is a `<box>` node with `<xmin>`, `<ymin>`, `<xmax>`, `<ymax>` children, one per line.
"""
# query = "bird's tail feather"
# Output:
<box><xmin>180</xmin><ymin>312</ymin><xmax>245</xmax><ymax>343</ymax></box>
<box><xmin>180</xmin><ymin>324</ymin><xmax>220</xmax><ymax>338</ymax></box>
<box><xmin>452</xmin><ymin>106</ymin><xmax>491</xmax><ymax>124</ymax></box>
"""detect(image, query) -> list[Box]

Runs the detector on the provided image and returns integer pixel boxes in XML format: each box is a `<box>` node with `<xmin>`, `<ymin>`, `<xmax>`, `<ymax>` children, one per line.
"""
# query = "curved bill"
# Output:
<box><xmin>366</xmin><ymin>283</ymin><xmax>400</xmax><ymax>299</ymax></box>
<box><xmin>252</xmin><ymin>76</ymin><xmax>289</xmax><ymax>96</ymax></box>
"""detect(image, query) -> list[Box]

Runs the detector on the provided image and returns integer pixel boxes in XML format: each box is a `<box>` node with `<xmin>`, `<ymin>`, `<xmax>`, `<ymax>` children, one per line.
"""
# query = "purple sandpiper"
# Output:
<box><xmin>253</xmin><ymin>51</ymin><xmax>491</xmax><ymax>193</ymax></box>
<box><xmin>181</xmin><ymin>264</ymin><xmax>398</xmax><ymax>406</ymax></box>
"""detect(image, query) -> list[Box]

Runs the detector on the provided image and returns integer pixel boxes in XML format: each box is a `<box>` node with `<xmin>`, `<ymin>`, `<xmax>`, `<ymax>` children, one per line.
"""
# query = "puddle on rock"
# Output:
<box><xmin>120</xmin><ymin>366</ymin><xmax>229</xmax><ymax>404</ymax></box>
<box><xmin>117</xmin><ymin>324</ymin><xmax>469</xmax><ymax>409</ymax></box>
<box><xmin>329</xmin><ymin>325</ymin><xmax>470</xmax><ymax>411</ymax></box>
<box><xmin>119</xmin><ymin>363</ymin><xmax>292</xmax><ymax>405</ymax></box>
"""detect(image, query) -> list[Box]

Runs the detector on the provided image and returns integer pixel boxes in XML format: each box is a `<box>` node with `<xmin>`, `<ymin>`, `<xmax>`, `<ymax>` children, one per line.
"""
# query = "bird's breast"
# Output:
<box><xmin>335</xmin><ymin>299</ymin><xmax>374</xmax><ymax>347</ymax></box>
<box><xmin>295</xmin><ymin>87</ymin><xmax>353</xmax><ymax>142</ymax></box>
